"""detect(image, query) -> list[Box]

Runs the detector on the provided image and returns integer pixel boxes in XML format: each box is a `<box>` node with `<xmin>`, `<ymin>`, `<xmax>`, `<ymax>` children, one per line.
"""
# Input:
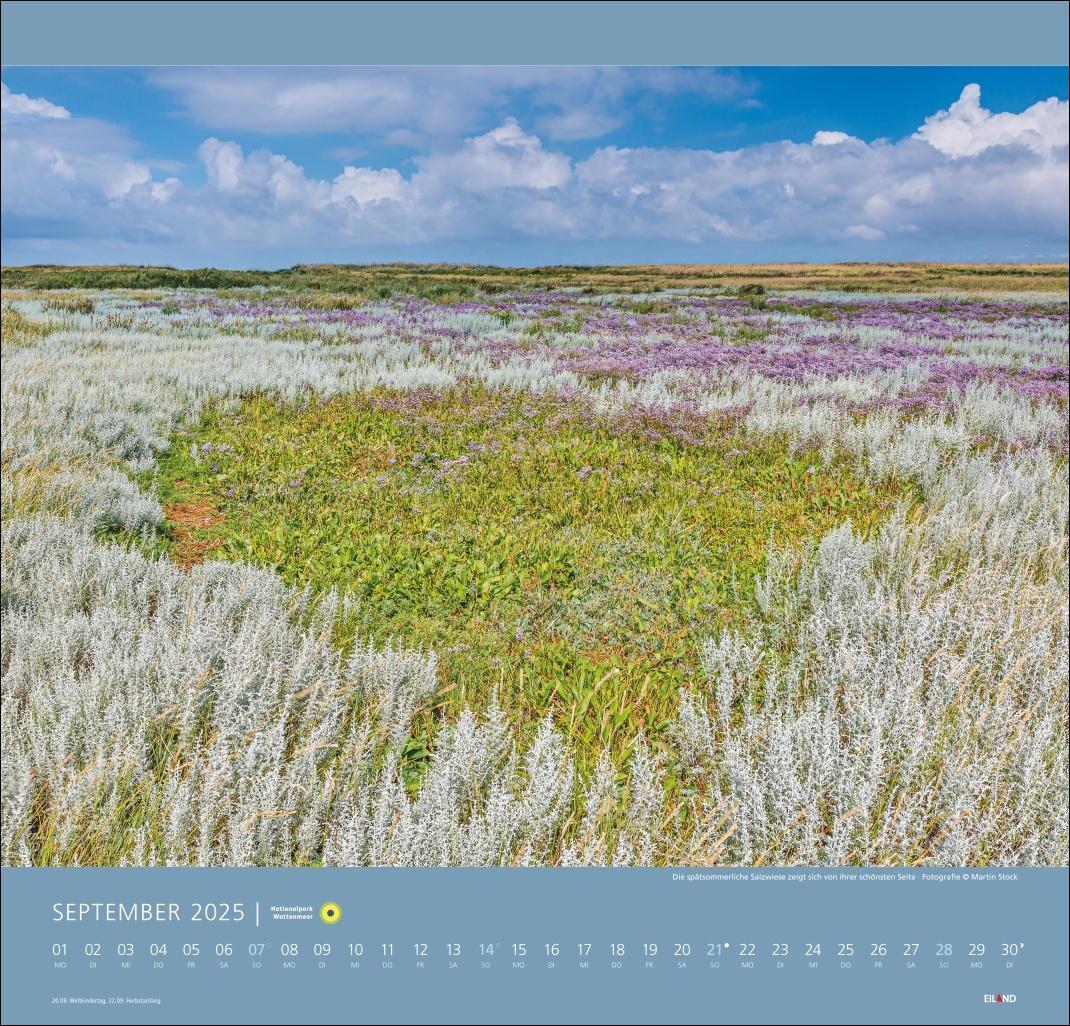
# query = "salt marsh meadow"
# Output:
<box><xmin>2</xmin><ymin>264</ymin><xmax>1067</xmax><ymax>867</ymax></box>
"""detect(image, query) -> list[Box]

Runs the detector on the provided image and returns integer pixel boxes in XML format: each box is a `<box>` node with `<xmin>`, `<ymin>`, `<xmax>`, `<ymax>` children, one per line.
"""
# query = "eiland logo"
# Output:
<box><xmin>984</xmin><ymin>993</ymin><xmax>1017</xmax><ymax>1004</ymax></box>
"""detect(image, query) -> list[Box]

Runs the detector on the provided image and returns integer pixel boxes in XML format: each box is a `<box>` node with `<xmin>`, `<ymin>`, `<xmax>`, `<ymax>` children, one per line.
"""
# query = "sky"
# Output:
<box><xmin>1</xmin><ymin>66</ymin><xmax>1067</xmax><ymax>267</ymax></box>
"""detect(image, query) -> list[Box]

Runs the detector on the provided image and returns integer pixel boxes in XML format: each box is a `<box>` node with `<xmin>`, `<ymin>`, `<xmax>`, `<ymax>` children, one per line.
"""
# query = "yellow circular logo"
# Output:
<box><xmin>319</xmin><ymin>902</ymin><xmax>342</xmax><ymax>925</ymax></box>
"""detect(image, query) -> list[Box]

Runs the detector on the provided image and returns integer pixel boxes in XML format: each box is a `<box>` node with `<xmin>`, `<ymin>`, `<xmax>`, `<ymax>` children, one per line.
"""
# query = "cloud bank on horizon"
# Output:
<box><xmin>1</xmin><ymin>70</ymin><xmax>1067</xmax><ymax>267</ymax></box>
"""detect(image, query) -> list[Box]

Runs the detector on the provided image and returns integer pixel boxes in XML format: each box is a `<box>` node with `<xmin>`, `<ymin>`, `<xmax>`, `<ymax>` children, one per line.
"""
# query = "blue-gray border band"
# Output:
<box><xmin>3</xmin><ymin>867</ymin><xmax>1068</xmax><ymax>1025</ymax></box>
<box><xmin>1</xmin><ymin>1</ymin><xmax>1068</xmax><ymax>67</ymax></box>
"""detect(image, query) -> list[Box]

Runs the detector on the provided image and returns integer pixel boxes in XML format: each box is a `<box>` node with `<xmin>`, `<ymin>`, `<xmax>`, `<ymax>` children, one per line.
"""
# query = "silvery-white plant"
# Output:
<box><xmin>672</xmin><ymin>465</ymin><xmax>1068</xmax><ymax>866</ymax></box>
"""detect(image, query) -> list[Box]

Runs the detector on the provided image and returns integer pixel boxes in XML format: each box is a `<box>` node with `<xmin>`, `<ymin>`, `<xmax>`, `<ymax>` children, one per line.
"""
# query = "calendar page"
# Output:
<box><xmin>1</xmin><ymin>3</ymin><xmax>1067</xmax><ymax>1024</ymax></box>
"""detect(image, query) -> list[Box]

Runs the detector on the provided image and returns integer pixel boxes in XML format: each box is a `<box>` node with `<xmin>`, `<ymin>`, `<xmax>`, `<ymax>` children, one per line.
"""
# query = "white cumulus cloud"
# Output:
<box><xmin>331</xmin><ymin>166</ymin><xmax>407</xmax><ymax>206</ymax></box>
<box><xmin>417</xmin><ymin>119</ymin><xmax>571</xmax><ymax>191</ymax></box>
<box><xmin>812</xmin><ymin>130</ymin><xmax>856</xmax><ymax>146</ymax></box>
<box><xmin>197</xmin><ymin>138</ymin><xmax>244</xmax><ymax>192</ymax></box>
<box><xmin>915</xmin><ymin>82</ymin><xmax>1069</xmax><ymax>158</ymax></box>
<box><xmin>1</xmin><ymin>82</ymin><xmax>70</xmax><ymax>120</ymax></box>
<box><xmin>2</xmin><ymin>90</ymin><xmax>178</xmax><ymax>246</ymax></box>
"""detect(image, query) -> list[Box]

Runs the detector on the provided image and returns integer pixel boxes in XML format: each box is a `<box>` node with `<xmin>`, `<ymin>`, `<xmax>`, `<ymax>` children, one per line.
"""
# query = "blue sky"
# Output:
<box><xmin>2</xmin><ymin>66</ymin><xmax>1067</xmax><ymax>266</ymax></box>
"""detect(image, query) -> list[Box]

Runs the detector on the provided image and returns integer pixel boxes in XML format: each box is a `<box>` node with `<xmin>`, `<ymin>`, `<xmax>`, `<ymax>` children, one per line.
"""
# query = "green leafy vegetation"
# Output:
<box><xmin>157</xmin><ymin>386</ymin><xmax>912</xmax><ymax>767</ymax></box>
